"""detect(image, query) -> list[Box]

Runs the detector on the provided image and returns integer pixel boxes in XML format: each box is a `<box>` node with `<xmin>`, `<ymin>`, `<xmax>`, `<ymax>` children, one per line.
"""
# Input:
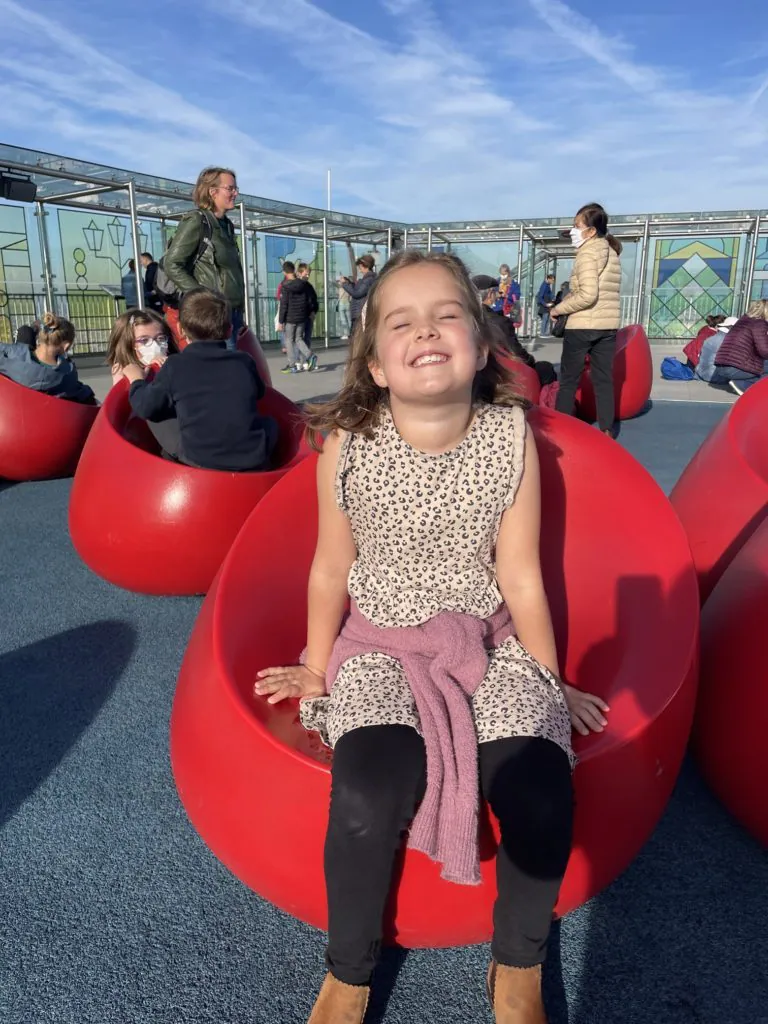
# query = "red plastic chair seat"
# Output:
<box><xmin>693</xmin><ymin>519</ymin><xmax>768</xmax><ymax>846</ymax></box>
<box><xmin>496</xmin><ymin>352</ymin><xmax>541</xmax><ymax>404</ymax></box>
<box><xmin>170</xmin><ymin>407</ymin><xmax>699</xmax><ymax>948</ymax></box>
<box><xmin>0</xmin><ymin>373</ymin><xmax>98</xmax><ymax>481</ymax></box>
<box><xmin>670</xmin><ymin>377</ymin><xmax>768</xmax><ymax>603</ymax></box>
<box><xmin>575</xmin><ymin>324</ymin><xmax>653</xmax><ymax>422</ymax></box>
<box><xmin>68</xmin><ymin>380</ymin><xmax>308</xmax><ymax>595</ymax></box>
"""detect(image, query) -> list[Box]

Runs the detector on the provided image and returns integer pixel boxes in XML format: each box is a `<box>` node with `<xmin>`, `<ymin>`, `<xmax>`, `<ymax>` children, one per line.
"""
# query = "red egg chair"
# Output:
<box><xmin>0</xmin><ymin>373</ymin><xmax>98</xmax><ymax>481</ymax></box>
<box><xmin>670</xmin><ymin>377</ymin><xmax>768</xmax><ymax>603</ymax></box>
<box><xmin>68</xmin><ymin>379</ymin><xmax>308</xmax><ymax>595</ymax></box>
<box><xmin>575</xmin><ymin>324</ymin><xmax>653</xmax><ymax>423</ymax></box>
<box><xmin>236</xmin><ymin>326</ymin><xmax>272</xmax><ymax>388</ymax></box>
<box><xmin>170</xmin><ymin>407</ymin><xmax>699</xmax><ymax>948</ymax></box>
<box><xmin>496</xmin><ymin>352</ymin><xmax>541</xmax><ymax>404</ymax></box>
<box><xmin>693</xmin><ymin>519</ymin><xmax>768</xmax><ymax>846</ymax></box>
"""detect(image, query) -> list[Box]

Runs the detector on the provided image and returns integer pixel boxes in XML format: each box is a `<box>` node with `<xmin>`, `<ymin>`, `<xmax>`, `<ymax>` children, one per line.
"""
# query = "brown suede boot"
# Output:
<box><xmin>307</xmin><ymin>973</ymin><xmax>370</xmax><ymax>1024</ymax></box>
<box><xmin>486</xmin><ymin>961</ymin><xmax>547</xmax><ymax>1024</ymax></box>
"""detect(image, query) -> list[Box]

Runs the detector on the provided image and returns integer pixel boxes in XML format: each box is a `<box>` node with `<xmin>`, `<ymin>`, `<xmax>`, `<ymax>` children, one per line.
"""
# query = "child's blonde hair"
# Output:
<box><xmin>304</xmin><ymin>250</ymin><xmax>527</xmax><ymax>450</ymax></box>
<box><xmin>38</xmin><ymin>311</ymin><xmax>75</xmax><ymax>349</ymax></box>
<box><xmin>106</xmin><ymin>309</ymin><xmax>175</xmax><ymax>370</ymax></box>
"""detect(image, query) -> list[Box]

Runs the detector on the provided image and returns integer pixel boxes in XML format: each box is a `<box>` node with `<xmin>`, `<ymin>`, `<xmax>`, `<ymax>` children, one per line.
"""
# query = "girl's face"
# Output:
<box><xmin>133</xmin><ymin>321</ymin><xmax>168</xmax><ymax>366</ymax></box>
<box><xmin>369</xmin><ymin>263</ymin><xmax>487</xmax><ymax>402</ymax></box>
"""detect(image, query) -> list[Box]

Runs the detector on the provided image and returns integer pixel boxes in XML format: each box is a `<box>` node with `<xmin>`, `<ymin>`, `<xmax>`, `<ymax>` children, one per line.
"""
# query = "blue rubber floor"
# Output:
<box><xmin>1</xmin><ymin>402</ymin><xmax>766</xmax><ymax>1024</ymax></box>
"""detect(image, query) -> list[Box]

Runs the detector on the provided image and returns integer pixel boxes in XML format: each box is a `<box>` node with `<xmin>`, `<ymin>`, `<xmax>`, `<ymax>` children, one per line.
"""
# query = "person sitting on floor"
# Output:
<box><xmin>709</xmin><ymin>300</ymin><xmax>768</xmax><ymax>395</ymax></box>
<box><xmin>0</xmin><ymin>312</ymin><xmax>96</xmax><ymax>405</ymax></box>
<box><xmin>695</xmin><ymin>317</ymin><xmax>736</xmax><ymax>382</ymax></box>
<box><xmin>124</xmin><ymin>288</ymin><xmax>277</xmax><ymax>471</ymax></box>
<box><xmin>106</xmin><ymin>309</ymin><xmax>178</xmax><ymax>388</ymax></box>
<box><xmin>683</xmin><ymin>314</ymin><xmax>726</xmax><ymax>370</ymax></box>
<box><xmin>474</xmin><ymin>275</ymin><xmax>557</xmax><ymax>387</ymax></box>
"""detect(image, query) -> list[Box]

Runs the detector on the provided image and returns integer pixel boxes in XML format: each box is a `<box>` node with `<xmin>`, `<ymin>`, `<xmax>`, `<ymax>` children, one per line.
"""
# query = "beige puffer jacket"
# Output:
<box><xmin>552</xmin><ymin>236</ymin><xmax>621</xmax><ymax>330</ymax></box>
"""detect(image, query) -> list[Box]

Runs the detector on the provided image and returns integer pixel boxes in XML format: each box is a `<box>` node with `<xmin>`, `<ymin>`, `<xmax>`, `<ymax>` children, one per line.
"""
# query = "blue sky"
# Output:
<box><xmin>1</xmin><ymin>0</ymin><xmax>766</xmax><ymax>222</ymax></box>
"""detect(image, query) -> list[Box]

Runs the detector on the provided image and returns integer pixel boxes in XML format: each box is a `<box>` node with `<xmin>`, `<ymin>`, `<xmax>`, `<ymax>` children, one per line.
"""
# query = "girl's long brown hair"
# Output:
<box><xmin>304</xmin><ymin>250</ymin><xmax>528</xmax><ymax>450</ymax></box>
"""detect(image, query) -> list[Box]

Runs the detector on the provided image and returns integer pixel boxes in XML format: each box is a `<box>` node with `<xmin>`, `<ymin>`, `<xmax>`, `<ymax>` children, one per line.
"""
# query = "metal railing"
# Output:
<box><xmin>0</xmin><ymin>290</ymin><xmax>123</xmax><ymax>354</ymax></box>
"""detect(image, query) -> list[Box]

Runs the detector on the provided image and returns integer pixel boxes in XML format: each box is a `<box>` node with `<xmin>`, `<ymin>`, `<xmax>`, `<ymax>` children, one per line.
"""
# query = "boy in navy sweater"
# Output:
<box><xmin>125</xmin><ymin>289</ymin><xmax>276</xmax><ymax>471</ymax></box>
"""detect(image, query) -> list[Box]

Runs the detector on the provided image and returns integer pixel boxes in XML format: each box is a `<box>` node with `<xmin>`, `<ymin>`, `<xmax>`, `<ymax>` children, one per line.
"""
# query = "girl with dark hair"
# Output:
<box><xmin>255</xmin><ymin>250</ymin><xmax>608</xmax><ymax>1024</ymax></box>
<box><xmin>549</xmin><ymin>203</ymin><xmax>622</xmax><ymax>436</ymax></box>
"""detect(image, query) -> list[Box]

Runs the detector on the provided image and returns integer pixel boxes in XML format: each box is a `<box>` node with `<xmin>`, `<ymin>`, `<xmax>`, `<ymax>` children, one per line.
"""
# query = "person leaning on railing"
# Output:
<box><xmin>162</xmin><ymin>167</ymin><xmax>245</xmax><ymax>351</ymax></box>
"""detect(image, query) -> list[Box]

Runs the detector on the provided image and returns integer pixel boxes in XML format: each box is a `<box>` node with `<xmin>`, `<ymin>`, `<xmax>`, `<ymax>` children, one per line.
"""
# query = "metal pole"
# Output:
<box><xmin>251</xmin><ymin>232</ymin><xmax>262</xmax><ymax>342</ymax></box>
<box><xmin>322</xmin><ymin>216</ymin><xmax>329</xmax><ymax>348</ymax></box>
<box><xmin>635</xmin><ymin>218</ymin><xmax>651</xmax><ymax>327</ymax></box>
<box><xmin>744</xmin><ymin>215</ymin><xmax>761</xmax><ymax>311</ymax></box>
<box><xmin>127</xmin><ymin>180</ymin><xmax>144</xmax><ymax>310</ymax></box>
<box><xmin>387</xmin><ymin>227</ymin><xmax>392</xmax><ymax>263</ymax></box>
<box><xmin>35</xmin><ymin>201</ymin><xmax>55</xmax><ymax>312</ymax></box>
<box><xmin>403</xmin><ymin>228</ymin><xmax>408</xmax><ymax>250</ymax></box>
<box><xmin>160</xmin><ymin>217</ymin><xmax>168</xmax><ymax>250</ymax></box>
<box><xmin>516</xmin><ymin>223</ymin><xmax>524</xmax><ymax>285</ymax></box>
<box><xmin>526</xmin><ymin>238</ymin><xmax>536</xmax><ymax>339</ymax></box>
<box><xmin>427</xmin><ymin>226</ymin><xmax>433</xmax><ymax>252</ymax></box>
<box><xmin>238</xmin><ymin>202</ymin><xmax>250</xmax><ymax>326</ymax></box>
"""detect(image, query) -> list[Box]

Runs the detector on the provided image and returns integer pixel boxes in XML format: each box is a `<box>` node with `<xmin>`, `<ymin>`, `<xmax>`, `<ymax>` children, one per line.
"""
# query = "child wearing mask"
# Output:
<box><xmin>106</xmin><ymin>309</ymin><xmax>177</xmax><ymax>388</ymax></box>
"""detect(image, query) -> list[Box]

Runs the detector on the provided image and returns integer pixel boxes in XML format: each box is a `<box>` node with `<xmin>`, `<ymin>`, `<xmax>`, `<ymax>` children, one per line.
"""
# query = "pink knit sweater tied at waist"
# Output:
<box><xmin>323</xmin><ymin>601</ymin><xmax>513</xmax><ymax>886</ymax></box>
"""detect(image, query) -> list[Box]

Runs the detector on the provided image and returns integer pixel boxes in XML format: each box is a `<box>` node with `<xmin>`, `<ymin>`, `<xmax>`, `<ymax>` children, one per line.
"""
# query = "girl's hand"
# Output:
<box><xmin>254</xmin><ymin>665</ymin><xmax>326</xmax><ymax>705</ymax></box>
<box><xmin>561</xmin><ymin>683</ymin><xmax>609</xmax><ymax>736</ymax></box>
<box><xmin>123</xmin><ymin>363</ymin><xmax>145</xmax><ymax>384</ymax></box>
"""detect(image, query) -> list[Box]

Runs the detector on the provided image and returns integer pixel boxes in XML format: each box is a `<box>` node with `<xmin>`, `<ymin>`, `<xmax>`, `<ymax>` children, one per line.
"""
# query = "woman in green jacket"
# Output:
<box><xmin>164</xmin><ymin>167</ymin><xmax>245</xmax><ymax>350</ymax></box>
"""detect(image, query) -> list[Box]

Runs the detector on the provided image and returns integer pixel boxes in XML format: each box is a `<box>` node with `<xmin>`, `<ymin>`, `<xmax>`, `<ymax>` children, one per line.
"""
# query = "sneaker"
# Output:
<box><xmin>279</xmin><ymin>364</ymin><xmax>294</xmax><ymax>374</ymax></box>
<box><xmin>305</xmin><ymin>354</ymin><xmax>318</xmax><ymax>372</ymax></box>
<box><xmin>728</xmin><ymin>380</ymin><xmax>744</xmax><ymax>396</ymax></box>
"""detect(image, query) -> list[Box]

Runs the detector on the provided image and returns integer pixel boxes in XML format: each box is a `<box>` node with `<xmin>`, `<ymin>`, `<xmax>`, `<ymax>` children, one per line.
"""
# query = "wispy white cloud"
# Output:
<box><xmin>0</xmin><ymin>0</ymin><xmax>766</xmax><ymax>222</ymax></box>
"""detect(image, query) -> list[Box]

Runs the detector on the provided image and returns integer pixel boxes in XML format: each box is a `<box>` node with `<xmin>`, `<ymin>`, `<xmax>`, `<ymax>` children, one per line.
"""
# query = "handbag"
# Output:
<box><xmin>551</xmin><ymin>315</ymin><xmax>567</xmax><ymax>339</ymax></box>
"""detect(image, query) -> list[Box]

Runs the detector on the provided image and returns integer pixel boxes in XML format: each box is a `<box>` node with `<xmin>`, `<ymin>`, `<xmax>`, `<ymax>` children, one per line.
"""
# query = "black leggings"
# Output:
<box><xmin>324</xmin><ymin>725</ymin><xmax>573</xmax><ymax>985</ymax></box>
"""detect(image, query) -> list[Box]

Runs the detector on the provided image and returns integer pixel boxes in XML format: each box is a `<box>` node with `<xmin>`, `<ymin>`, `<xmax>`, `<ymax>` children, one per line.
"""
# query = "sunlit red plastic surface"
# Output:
<box><xmin>496</xmin><ymin>352</ymin><xmax>541</xmax><ymax>404</ymax></box>
<box><xmin>693</xmin><ymin>519</ymin><xmax>768</xmax><ymax>846</ymax></box>
<box><xmin>170</xmin><ymin>406</ymin><xmax>699</xmax><ymax>947</ymax></box>
<box><xmin>670</xmin><ymin>377</ymin><xmax>768</xmax><ymax>603</ymax></box>
<box><xmin>68</xmin><ymin>379</ymin><xmax>307</xmax><ymax>595</ymax></box>
<box><xmin>0</xmin><ymin>373</ymin><xmax>98</xmax><ymax>481</ymax></box>
<box><xmin>576</xmin><ymin>324</ymin><xmax>653</xmax><ymax>423</ymax></box>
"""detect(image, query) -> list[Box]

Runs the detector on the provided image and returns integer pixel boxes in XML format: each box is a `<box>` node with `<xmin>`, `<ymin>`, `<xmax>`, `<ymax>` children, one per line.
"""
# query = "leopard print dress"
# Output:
<box><xmin>299</xmin><ymin>402</ymin><xmax>574</xmax><ymax>767</ymax></box>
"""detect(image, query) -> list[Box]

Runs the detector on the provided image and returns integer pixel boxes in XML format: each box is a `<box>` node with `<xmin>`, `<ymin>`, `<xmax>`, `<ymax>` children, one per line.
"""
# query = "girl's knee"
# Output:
<box><xmin>329</xmin><ymin>726</ymin><xmax>426</xmax><ymax>840</ymax></box>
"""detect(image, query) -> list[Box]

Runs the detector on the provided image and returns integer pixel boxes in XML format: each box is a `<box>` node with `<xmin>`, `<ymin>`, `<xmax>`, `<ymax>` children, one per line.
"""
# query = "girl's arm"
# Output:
<box><xmin>305</xmin><ymin>431</ymin><xmax>357</xmax><ymax>673</ymax></box>
<box><xmin>496</xmin><ymin>424</ymin><xmax>608</xmax><ymax>735</ymax></box>
<box><xmin>255</xmin><ymin>431</ymin><xmax>357</xmax><ymax>704</ymax></box>
<box><xmin>496</xmin><ymin>425</ymin><xmax>559</xmax><ymax>677</ymax></box>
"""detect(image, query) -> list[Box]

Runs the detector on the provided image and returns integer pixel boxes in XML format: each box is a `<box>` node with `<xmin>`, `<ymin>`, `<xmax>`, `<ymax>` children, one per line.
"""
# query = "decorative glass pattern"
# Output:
<box><xmin>649</xmin><ymin>237</ymin><xmax>739</xmax><ymax>339</ymax></box>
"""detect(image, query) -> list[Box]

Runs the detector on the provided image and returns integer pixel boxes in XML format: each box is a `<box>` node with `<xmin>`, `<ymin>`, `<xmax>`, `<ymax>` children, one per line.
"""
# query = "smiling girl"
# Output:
<box><xmin>255</xmin><ymin>251</ymin><xmax>608</xmax><ymax>1024</ymax></box>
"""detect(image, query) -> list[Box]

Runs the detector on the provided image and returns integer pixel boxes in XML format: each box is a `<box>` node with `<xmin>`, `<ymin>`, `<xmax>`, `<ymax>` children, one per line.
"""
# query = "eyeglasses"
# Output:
<box><xmin>136</xmin><ymin>334</ymin><xmax>169</xmax><ymax>345</ymax></box>
<box><xmin>215</xmin><ymin>185</ymin><xmax>239</xmax><ymax>194</ymax></box>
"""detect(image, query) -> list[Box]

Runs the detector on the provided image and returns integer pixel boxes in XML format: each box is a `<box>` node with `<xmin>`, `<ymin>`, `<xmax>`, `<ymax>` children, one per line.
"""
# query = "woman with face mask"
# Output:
<box><xmin>106</xmin><ymin>309</ymin><xmax>177</xmax><ymax>389</ymax></box>
<box><xmin>549</xmin><ymin>203</ymin><xmax>622</xmax><ymax>436</ymax></box>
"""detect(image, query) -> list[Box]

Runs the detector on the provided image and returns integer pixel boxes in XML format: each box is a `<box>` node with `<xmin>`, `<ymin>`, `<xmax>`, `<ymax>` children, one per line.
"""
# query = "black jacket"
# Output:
<box><xmin>143</xmin><ymin>261</ymin><xmax>163</xmax><ymax>311</ymax></box>
<box><xmin>128</xmin><ymin>341</ymin><xmax>276</xmax><ymax>472</ymax></box>
<box><xmin>279</xmin><ymin>278</ymin><xmax>319</xmax><ymax>325</ymax></box>
<box><xmin>484</xmin><ymin>308</ymin><xmax>535</xmax><ymax>367</ymax></box>
<box><xmin>342</xmin><ymin>271</ymin><xmax>375</xmax><ymax>322</ymax></box>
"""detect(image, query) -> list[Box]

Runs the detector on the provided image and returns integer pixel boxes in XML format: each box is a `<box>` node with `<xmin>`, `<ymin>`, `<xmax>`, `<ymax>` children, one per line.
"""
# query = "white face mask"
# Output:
<box><xmin>570</xmin><ymin>227</ymin><xmax>587</xmax><ymax>249</ymax></box>
<box><xmin>136</xmin><ymin>338</ymin><xmax>168</xmax><ymax>367</ymax></box>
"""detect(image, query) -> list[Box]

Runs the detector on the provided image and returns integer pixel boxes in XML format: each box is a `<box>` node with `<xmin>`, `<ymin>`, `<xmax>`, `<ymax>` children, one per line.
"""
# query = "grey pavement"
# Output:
<box><xmin>77</xmin><ymin>337</ymin><xmax>737</xmax><ymax>409</ymax></box>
